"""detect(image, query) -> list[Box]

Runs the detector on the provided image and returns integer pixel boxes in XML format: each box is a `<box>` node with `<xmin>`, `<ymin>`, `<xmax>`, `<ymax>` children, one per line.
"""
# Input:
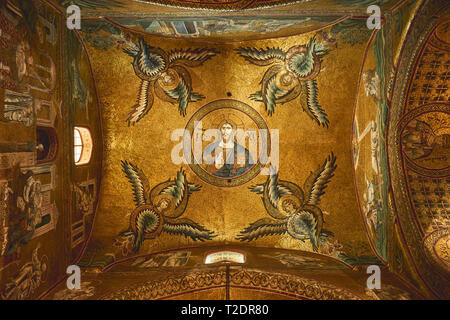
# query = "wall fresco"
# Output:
<box><xmin>0</xmin><ymin>1</ymin><xmax>64</xmax><ymax>301</ymax></box>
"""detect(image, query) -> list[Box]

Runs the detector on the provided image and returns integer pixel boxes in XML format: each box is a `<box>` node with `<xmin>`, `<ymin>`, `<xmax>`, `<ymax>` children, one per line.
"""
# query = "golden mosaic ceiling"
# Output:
<box><xmin>79</xmin><ymin>9</ymin><xmax>382</xmax><ymax>268</ymax></box>
<box><xmin>1</xmin><ymin>0</ymin><xmax>449</xmax><ymax>301</ymax></box>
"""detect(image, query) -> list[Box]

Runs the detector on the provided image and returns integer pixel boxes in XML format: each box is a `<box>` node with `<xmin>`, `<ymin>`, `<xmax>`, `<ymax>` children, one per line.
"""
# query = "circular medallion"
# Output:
<box><xmin>399</xmin><ymin>105</ymin><xmax>450</xmax><ymax>176</ymax></box>
<box><xmin>434</xmin><ymin>235</ymin><xmax>450</xmax><ymax>265</ymax></box>
<box><xmin>278</xmin><ymin>195</ymin><xmax>301</xmax><ymax>217</ymax></box>
<box><xmin>157</xmin><ymin>68</ymin><xmax>179</xmax><ymax>89</ymax></box>
<box><xmin>435</xmin><ymin>21</ymin><xmax>450</xmax><ymax>45</ymax></box>
<box><xmin>276</xmin><ymin>69</ymin><xmax>299</xmax><ymax>91</ymax></box>
<box><xmin>185</xmin><ymin>99</ymin><xmax>270</xmax><ymax>187</ymax></box>
<box><xmin>423</xmin><ymin>228</ymin><xmax>450</xmax><ymax>273</ymax></box>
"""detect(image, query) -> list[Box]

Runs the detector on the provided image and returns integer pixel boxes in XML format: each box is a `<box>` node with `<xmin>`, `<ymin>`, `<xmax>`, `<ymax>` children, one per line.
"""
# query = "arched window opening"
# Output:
<box><xmin>74</xmin><ymin>127</ymin><xmax>93</xmax><ymax>166</ymax></box>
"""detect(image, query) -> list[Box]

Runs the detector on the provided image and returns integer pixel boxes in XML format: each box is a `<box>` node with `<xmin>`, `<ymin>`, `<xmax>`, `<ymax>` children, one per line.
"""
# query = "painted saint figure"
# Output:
<box><xmin>3</xmin><ymin>90</ymin><xmax>35</xmax><ymax>127</ymax></box>
<box><xmin>203</xmin><ymin>120</ymin><xmax>253</xmax><ymax>178</ymax></box>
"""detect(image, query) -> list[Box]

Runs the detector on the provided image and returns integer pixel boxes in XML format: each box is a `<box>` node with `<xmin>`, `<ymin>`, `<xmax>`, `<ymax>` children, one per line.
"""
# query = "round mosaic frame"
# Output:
<box><xmin>398</xmin><ymin>103</ymin><xmax>450</xmax><ymax>177</ymax></box>
<box><xmin>185</xmin><ymin>99</ymin><xmax>270</xmax><ymax>187</ymax></box>
<box><xmin>423</xmin><ymin>228</ymin><xmax>450</xmax><ymax>276</ymax></box>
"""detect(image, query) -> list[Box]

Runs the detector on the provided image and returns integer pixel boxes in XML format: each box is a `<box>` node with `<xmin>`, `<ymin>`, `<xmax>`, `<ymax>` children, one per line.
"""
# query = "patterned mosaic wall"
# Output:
<box><xmin>401</xmin><ymin>21</ymin><xmax>449</xmax><ymax>283</ymax></box>
<box><xmin>0</xmin><ymin>0</ymin><xmax>101</xmax><ymax>300</ymax></box>
<box><xmin>388</xmin><ymin>0</ymin><xmax>450</xmax><ymax>298</ymax></box>
<box><xmin>408</xmin><ymin>172</ymin><xmax>449</xmax><ymax>233</ymax></box>
<box><xmin>1</xmin><ymin>0</ymin><xmax>446</xmax><ymax>300</ymax></box>
<box><xmin>55</xmin><ymin>0</ymin><xmax>401</xmax><ymax>11</ymax></box>
<box><xmin>0</xmin><ymin>0</ymin><xmax>64</xmax><ymax>300</ymax></box>
<box><xmin>402</xmin><ymin>21</ymin><xmax>449</xmax><ymax>235</ymax></box>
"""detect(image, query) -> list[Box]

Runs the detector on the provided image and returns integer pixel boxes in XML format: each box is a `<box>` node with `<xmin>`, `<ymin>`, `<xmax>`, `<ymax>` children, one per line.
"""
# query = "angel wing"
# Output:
<box><xmin>250</xmin><ymin>65</ymin><xmax>301</xmax><ymax>116</ymax></box>
<box><xmin>236</xmin><ymin>218</ymin><xmax>287</xmax><ymax>242</ymax></box>
<box><xmin>150</xmin><ymin>169</ymin><xmax>201</xmax><ymax>219</ymax></box>
<box><xmin>250</xmin><ymin>172</ymin><xmax>290</xmax><ymax>220</ymax></box>
<box><xmin>127</xmin><ymin>79</ymin><xmax>153</xmax><ymax>125</ymax></box>
<box><xmin>259</xmin><ymin>65</ymin><xmax>285</xmax><ymax>115</ymax></box>
<box><xmin>303</xmin><ymin>152</ymin><xmax>337</xmax><ymax>207</ymax></box>
<box><xmin>250</xmin><ymin>170</ymin><xmax>305</xmax><ymax>219</ymax></box>
<box><xmin>235</xmin><ymin>47</ymin><xmax>286</xmax><ymax>66</ymax></box>
<box><xmin>311</xmin><ymin>35</ymin><xmax>330</xmax><ymax>58</ymax></box>
<box><xmin>164</xmin><ymin>76</ymin><xmax>190</xmax><ymax>116</ymax></box>
<box><xmin>266</xmin><ymin>171</ymin><xmax>292</xmax><ymax>208</ymax></box>
<box><xmin>121</xmin><ymin>160</ymin><xmax>150</xmax><ymax>207</ymax></box>
<box><xmin>160</xmin><ymin>169</ymin><xmax>188</xmax><ymax>208</ymax></box>
<box><xmin>124</xmin><ymin>39</ymin><xmax>166</xmax><ymax>79</ymax></box>
<box><xmin>162</xmin><ymin>218</ymin><xmax>216</xmax><ymax>241</ymax></box>
<box><xmin>168</xmin><ymin>48</ymin><xmax>217</xmax><ymax>67</ymax></box>
<box><xmin>300</xmin><ymin>79</ymin><xmax>329</xmax><ymax>127</ymax></box>
<box><xmin>286</xmin><ymin>37</ymin><xmax>328</xmax><ymax>79</ymax></box>
<box><xmin>156</xmin><ymin>66</ymin><xmax>203</xmax><ymax>116</ymax></box>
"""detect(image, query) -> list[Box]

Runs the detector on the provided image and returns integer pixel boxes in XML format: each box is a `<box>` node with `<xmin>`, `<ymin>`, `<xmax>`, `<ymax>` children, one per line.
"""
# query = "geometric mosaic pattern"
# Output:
<box><xmin>403</xmin><ymin>25</ymin><xmax>450</xmax><ymax>239</ymax></box>
<box><xmin>406</xmin><ymin>46</ymin><xmax>449</xmax><ymax>112</ymax></box>
<box><xmin>101</xmin><ymin>269</ymin><xmax>363</xmax><ymax>300</ymax></box>
<box><xmin>407</xmin><ymin>170</ymin><xmax>450</xmax><ymax>234</ymax></box>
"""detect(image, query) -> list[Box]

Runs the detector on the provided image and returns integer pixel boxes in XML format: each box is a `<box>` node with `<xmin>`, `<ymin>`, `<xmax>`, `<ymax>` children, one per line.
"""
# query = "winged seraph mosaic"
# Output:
<box><xmin>124</xmin><ymin>38</ymin><xmax>218</xmax><ymax>125</ymax></box>
<box><xmin>236</xmin><ymin>35</ymin><xmax>330</xmax><ymax>127</ymax></box>
<box><xmin>116</xmin><ymin>161</ymin><xmax>217</xmax><ymax>254</ymax></box>
<box><xmin>236</xmin><ymin>153</ymin><xmax>337</xmax><ymax>252</ymax></box>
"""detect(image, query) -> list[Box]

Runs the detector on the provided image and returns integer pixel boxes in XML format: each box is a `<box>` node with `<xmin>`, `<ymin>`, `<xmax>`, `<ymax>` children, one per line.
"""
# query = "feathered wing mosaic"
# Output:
<box><xmin>236</xmin><ymin>36</ymin><xmax>330</xmax><ymax>127</ymax></box>
<box><xmin>124</xmin><ymin>38</ymin><xmax>218</xmax><ymax>125</ymax></box>
<box><xmin>75</xmin><ymin>16</ymin><xmax>389</xmax><ymax>272</ymax></box>
<box><xmin>115</xmin><ymin>161</ymin><xmax>217</xmax><ymax>255</ymax></box>
<box><xmin>237</xmin><ymin>153</ymin><xmax>337</xmax><ymax>252</ymax></box>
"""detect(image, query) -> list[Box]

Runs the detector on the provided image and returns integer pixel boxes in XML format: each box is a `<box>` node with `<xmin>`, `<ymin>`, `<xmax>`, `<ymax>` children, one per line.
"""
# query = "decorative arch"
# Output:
<box><xmin>387</xmin><ymin>0</ymin><xmax>450</xmax><ymax>298</ymax></box>
<box><xmin>74</xmin><ymin>126</ymin><xmax>94</xmax><ymax>166</ymax></box>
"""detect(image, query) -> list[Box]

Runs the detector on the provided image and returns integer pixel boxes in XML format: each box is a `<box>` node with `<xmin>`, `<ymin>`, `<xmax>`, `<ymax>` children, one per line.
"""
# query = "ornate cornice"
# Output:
<box><xmin>101</xmin><ymin>268</ymin><xmax>364</xmax><ymax>300</ymax></box>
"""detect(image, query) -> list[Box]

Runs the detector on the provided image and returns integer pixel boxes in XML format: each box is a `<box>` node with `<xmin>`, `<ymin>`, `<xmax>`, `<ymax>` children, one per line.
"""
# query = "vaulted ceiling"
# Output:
<box><xmin>0</xmin><ymin>0</ymin><xmax>448</xmax><ymax>300</ymax></box>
